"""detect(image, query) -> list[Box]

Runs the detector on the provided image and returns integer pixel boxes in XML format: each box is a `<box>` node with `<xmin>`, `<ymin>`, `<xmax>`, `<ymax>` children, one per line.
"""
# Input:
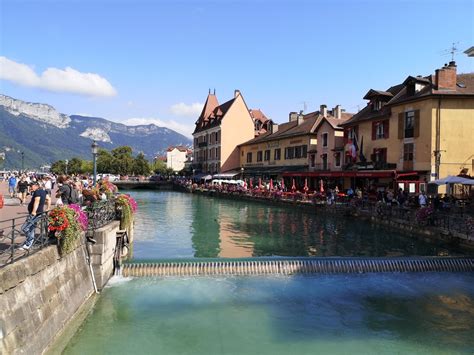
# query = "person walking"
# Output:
<box><xmin>418</xmin><ymin>191</ymin><xmax>427</xmax><ymax>208</ymax></box>
<box><xmin>19</xmin><ymin>181</ymin><xmax>51</xmax><ymax>250</ymax></box>
<box><xmin>17</xmin><ymin>176</ymin><xmax>29</xmax><ymax>206</ymax></box>
<box><xmin>8</xmin><ymin>174</ymin><xmax>17</xmax><ymax>198</ymax></box>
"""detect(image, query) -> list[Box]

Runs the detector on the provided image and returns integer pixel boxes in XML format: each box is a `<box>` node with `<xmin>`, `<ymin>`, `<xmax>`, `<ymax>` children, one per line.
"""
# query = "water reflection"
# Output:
<box><xmin>129</xmin><ymin>191</ymin><xmax>467</xmax><ymax>260</ymax></box>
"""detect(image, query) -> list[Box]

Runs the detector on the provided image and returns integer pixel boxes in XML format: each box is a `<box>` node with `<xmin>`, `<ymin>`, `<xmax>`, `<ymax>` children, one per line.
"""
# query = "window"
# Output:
<box><xmin>257</xmin><ymin>151</ymin><xmax>263</xmax><ymax>162</ymax></box>
<box><xmin>302</xmin><ymin>145</ymin><xmax>307</xmax><ymax>158</ymax></box>
<box><xmin>215</xmin><ymin>148</ymin><xmax>218</xmax><ymax>159</ymax></box>
<box><xmin>321</xmin><ymin>154</ymin><xmax>328</xmax><ymax>170</ymax></box>
<box><xmin>274</xmin><ymin>148</ymin><xmax>281</xmax><ymax>160</ymax></box>
<box><xmin>217</xmin><ymin>147</ymin><xmax>221</xmax><ymax>159</ymax></box>
<box><xmin>322</xmin><ymin>133</ymin><xmax>328</xmax><ymax>147</ymax></box>
<box><xmin>246</xmin><ymin>152</ymin><xmax>252</xmax><ymax>163</ymax></box>
<box><xmin>404</xmin><ymin>111</ymin><xmax>414</xmax><ymax>138</ymax></box>
<box><xmin>285</xmin><ymin>147</ymin><xmax>295</xmax><ymax>159</ymax></box>
<box><xmin>373</xmin><ymin>148</ymin><xmax>387</xmax><ymax>163</ymax></box>
<box><xmin>295</xmin><ymin>146</ymin><xmax>302</xmax><ymax>158</ymax></box>
<box><xmin>264</xmin><ymin>150</ymin><xmax>270</xmax><ymax>161</ymax></box>
<box><xmin>310</xmin><ymin>154</ymin><xmax>315</xmax><ymax>167</ymax></box>
<box><xmin>403</xmin><ymin>143</ymin><xmax>414</xmax><ymax>161</ymax></box>
<box><xmin>348</xmin><ymin>127</ymin><xmax>357</xmax><ymax>140</ymax></box>
<box><xmin>334</xmin><ymin>152</ymin><xmax>341</xmax><ymax>167</ymax></box>
<box><xmin>376</xmin><ymin>123</ymin><xmax>384</xmax><ymax>139</ymax></box>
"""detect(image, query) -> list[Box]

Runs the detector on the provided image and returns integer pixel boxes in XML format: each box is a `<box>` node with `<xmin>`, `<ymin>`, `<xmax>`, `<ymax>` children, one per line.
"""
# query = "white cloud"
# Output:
<box><xmin>121</xmin><ymin>117</ymin><xmax>195</xmax><ymax>138</ymax></box>
<box><xmin>0</xmin><ymin>56</ymin><xmax>117</xmax><ymax>97</ymax></box>
<box><xmin>169</xmin><ymin>102</ymin><xmax>203</xmax><ymax>116</ymax></box>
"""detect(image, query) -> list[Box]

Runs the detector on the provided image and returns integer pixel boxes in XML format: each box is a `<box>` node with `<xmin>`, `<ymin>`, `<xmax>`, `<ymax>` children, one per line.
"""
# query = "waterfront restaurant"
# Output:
<box><xmin>239</xmin><ymin>105</ymin><xmax>353</xmax><ymax>190</ymax></box>
<box><xmin>285</xmin><ymin>62</ymin><xmax>474</xmax><ymax>194</ymax></box>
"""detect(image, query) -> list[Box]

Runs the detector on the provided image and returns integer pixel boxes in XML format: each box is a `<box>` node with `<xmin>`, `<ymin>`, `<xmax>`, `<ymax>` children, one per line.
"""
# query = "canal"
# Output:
<box><xmin>60</xmin><ymin>191</ymin><xmax>474</xmax><ymax>354</ymax></box>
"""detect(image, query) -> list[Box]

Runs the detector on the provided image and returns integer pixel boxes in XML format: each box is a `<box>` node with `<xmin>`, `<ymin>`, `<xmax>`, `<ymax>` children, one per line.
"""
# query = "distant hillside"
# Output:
<box><xmin>0</xmin><ymin>94</ymin><xmax>192</xmax><ymax>169</ymax></box>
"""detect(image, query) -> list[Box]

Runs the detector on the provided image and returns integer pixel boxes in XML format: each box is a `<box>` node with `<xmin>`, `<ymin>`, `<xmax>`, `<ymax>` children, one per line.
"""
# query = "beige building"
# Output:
<box><xmin>340</xmin><ymin>61</ymin><xmax>474</xmax><ymax>193</ymax></box>
<box><xmin>193</xmin><ymin>90</ymin><xmax>255</xmax><ymax>174</ymax></box>
<box><xmin>239</xmin><ymin>106</ymin><xmax>352</xmax><ymax>189</ymax></box>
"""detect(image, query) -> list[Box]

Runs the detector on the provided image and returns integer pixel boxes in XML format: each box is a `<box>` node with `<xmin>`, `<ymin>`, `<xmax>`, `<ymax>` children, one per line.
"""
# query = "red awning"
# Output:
<box><xmin>282</xmin><ymin>170</ymin><xmax>396</xmax><ymax>178</ymax></box>
<box><xmin>396</xmin><ymin>172</ymin><xmax>419</xmax><ymax>178</ymax></box>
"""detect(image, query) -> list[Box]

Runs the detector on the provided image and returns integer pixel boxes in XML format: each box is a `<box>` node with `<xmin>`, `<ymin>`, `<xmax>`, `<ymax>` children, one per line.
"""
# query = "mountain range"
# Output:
<box><xmin>0</xmin><ymin>94</ymin><xmax>192</xmax><ymax>169</ymax></box>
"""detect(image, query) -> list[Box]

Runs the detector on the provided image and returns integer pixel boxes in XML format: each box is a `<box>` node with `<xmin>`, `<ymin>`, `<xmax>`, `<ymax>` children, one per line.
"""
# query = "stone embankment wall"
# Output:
<box><xmin>0</xmin><ymin>221</ymin><xmax>123</xmax><ymax>354</ymax></box>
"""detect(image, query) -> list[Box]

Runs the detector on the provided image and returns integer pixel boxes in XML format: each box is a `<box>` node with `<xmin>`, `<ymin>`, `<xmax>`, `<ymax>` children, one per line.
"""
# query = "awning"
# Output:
<box><xmin>243</xmin><ymin>165</ymin><xmax>307</xmax><ymax>175</ymax></box>
<box><xmin>282</xmin><ymin>170</ymin><xmax>396</xmax><ymax>178</ymax></box>
<box><xmin>213</xmin><ymin>172</ymin><xmax>240</xmax><ymax>179</ymax></box>
<box><xmin>194</xmin><ymin>173</ymin><xmax>213</xmax><ymax>180</ymax></box>
<box><xmin>430</xmin><ymin>175</ymin><xmax>474</xmax><ymax>185</ymax></box>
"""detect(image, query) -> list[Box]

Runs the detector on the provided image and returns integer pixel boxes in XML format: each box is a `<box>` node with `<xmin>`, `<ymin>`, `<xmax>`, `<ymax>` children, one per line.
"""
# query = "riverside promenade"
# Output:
<box><xmin>0</xmin><ymin>182</ymin><xmax>59</xmax><ymax>265</ymax></box>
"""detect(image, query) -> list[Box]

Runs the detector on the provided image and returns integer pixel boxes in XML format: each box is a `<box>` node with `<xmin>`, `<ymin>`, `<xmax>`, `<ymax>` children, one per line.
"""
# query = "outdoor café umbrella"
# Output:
<box><xmin>432</xmin><ymin>175</ymin><xmax>474</xmax><ymax>185</ymax></box>
<box><xmin>269</xmin><ymin>178</ymin><xmax>274</xmax><ymax>190</ymax></box>
<box><xmin>319</xmin><ymin>179</ymin><xmax>324</xmax><ymax>193</ymax></box>
<box><xmin>291</xmin><ymin>179</ymin><xmax>296</xmax><ymax>191</ymax></box>
<box><xmin>250</xmin><ymin>179</ymin><xmax>253</xmax><ymax>189</ymax></box>
<box><xmin>304</xmin><ymin>178</ymin><xmax>308</xmax><ymax>192</ymax></box>
<box><xmin>281</xmin><ymin>178</ymin><xmax>285</xmax><ymax>190</ymax></box>
<box><xmin>258</xmin><ymin>177</ymin><xmax>262</xmax><ymax>189</ymax></box>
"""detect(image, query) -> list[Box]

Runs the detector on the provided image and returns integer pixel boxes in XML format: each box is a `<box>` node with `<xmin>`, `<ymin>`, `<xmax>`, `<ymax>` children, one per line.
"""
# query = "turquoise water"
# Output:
<box><xmin>130</xmin><ymin>191</ymin><xmax>466</xmax><ymax>259</ymax></box>
<box><xmin>64</xmin><ymin>273</ymin><xmax>474</xmax><ymax>355</ymax></box>
<box><xmin>60</xmin><ymin>191</ymin><xmax>474</xmax><ymax>354</ymax></box>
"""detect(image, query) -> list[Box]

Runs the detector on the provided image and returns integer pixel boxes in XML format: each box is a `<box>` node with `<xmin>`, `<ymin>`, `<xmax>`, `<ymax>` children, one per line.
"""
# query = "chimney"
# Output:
<box><xmin>297</xmin><ymin>110</ymin><xmax>304</xmax><ymax>125</ymax></box>
<box><xmin>334</xmin><ymin>105</ymin><xmax>342</xmax><ymax>119</ymax></box>
<box><xmin>234</xmin><ymin>89</ymin><xmax>241</xmax><ymax>98</ymax></box>
<box><xmin>271</xmin><ymin>123</ymin><xmax>279</xmax><ymax>133</ymax></box>
<box><xmin>435</xmin><ymin>61</ymin><xmax>457</xmax><ymax>90</ymax></box>
<box><xmin>320</xmin><ymin>104</ymin><xmax>327</xmax><ymax>117</ymax></box>
<box><xmin>289</xmin><ymin>111</ymin><xmax>298</xmax><ymax>122</ymax></box>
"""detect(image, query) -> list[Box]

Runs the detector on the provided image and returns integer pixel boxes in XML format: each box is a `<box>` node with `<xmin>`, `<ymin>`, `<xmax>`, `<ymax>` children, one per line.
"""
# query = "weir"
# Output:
<box><xmin>119</xmin><ymin>257</ymin><xmax>474</xmax><ymax>277</ymax></box>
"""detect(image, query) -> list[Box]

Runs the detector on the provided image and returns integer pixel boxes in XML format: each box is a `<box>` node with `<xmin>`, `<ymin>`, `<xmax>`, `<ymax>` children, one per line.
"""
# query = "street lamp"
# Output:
<box><xmin>65</xmin><ymin>159</ymin><xmax>69</xmax><ymax>175</ymax></box>
<box><xmin>192</xmin><ymin>169</ymin><xmax>195</xmax><ymax>180</ymax></box>
<box><xmin>21</xmin><ymin>151</ymin><xmax>24</xmax><ymax>172</ymax></box>
<box><xmin>241</xmin><ymin>166</ymin><xmax>244</xmax><ymax>180</ymax></box>
<box><xmin>91</xmin><ymin>141</ymin><xmax>99</xmax><ymax>186</ymax></box>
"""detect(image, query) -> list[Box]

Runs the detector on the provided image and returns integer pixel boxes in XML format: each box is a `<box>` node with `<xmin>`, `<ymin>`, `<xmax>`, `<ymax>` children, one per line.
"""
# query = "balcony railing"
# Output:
<box><xmin>309</xmin><ymin>163</ymin><xmax>332</xmax><ymax>171</ymax></box>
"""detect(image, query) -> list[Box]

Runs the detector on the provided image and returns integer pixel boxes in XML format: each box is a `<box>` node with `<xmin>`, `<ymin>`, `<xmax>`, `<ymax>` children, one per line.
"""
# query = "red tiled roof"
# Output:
<box><xmin>249</xmin><ymin>109</ymin><xmax>269</xmax><ymax>123</ymax></box>
<box><xmin>167</xmin><ymin>145</ymin><xmax>190</xmax><ymax>152</ymax></box>
<box><xmin>193</xmin><ymin>94</ymin><xmax>236</xmax><ymax>134</ymax></box>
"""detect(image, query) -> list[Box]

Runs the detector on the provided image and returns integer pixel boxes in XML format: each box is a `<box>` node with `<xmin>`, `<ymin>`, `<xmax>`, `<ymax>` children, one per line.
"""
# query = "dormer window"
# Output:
<box><xmin>372</xmin><ymin>100</ymin><xmax>382</xmax><ymax>111</ymax></box>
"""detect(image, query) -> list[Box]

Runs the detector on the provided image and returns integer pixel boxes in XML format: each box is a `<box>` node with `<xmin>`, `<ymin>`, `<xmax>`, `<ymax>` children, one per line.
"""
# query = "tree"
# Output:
<box><xmin>111</xmin><ymin>146</ymin><xmax>134</xmax><ymax>175</ymax></box>
<box><xmin>51</xmin><ymin>160</ymin><xmax>67</xmax><ymax>174</ymax></box>
<box><xmin>97</xmin><ymin>149</ymin><xmax>114</xmax><ymax>174</ymax></box>
<box><xmin>68</xmin><ymin>157</ymin><xmax>83</xmax><ymax>175</ymax></box>
<box><xmin>133</xmin><ymin>153</ymin><xmax>151</xmax><ymax>176</ymax></box>
<box><xmin>152</xmin><ymin>159</ymin><xmax>167</xmax><ymax>175</ymax></box>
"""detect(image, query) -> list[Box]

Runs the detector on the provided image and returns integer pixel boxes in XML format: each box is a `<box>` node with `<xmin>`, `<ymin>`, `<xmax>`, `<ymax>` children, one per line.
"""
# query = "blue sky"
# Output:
<box><xmin>1</xmin><ymin>0</ymin><xmax>473</xmax><ymax>137</ymax></box>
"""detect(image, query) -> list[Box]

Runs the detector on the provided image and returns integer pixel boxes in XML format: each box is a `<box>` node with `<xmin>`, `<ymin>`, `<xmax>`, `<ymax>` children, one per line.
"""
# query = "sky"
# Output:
<box><xmin>1</xmin><ymin>0</ymin><xmax>473</xmax><ymax>138</ymax></box>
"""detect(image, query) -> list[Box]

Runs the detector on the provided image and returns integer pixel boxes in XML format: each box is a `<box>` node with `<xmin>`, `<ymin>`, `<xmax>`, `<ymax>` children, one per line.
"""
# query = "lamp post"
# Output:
<box><xmin>65</xmin><ymin>159</ymin><xmax>69</xmax><ymax>175</ymax></box>
<box><xmin>91</xmin><ymin>141</ymin><xmax>99</xmax><ymax>186</ymax></box>
<box><xmin>192</xmin><ymin>168</ymin><xmax>195</xmax><ymax>181</ymax></box>
<box><xmin>21</xmin><ymin>152</ymin><xmax>24</xmax><ymax>172</ymax></box>
<box><xmin>241</xmin><ymin>166</ymin><xmax>244</xmax><ymax>180</ymax></box>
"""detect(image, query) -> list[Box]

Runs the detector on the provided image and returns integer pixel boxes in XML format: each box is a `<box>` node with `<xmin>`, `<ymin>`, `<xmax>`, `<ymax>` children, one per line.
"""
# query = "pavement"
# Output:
<box><xmin>0</xmin><ymin>182</ymin><xmax>59</xmax><ymax>265</ymax></box>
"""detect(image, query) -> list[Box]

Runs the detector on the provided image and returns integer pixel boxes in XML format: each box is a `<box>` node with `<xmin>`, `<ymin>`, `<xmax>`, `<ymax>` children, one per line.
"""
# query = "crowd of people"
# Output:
<box><xmin>1</xmin><ymin>172</ymin><xmax>113</xmax><ymax>250</ymax></box>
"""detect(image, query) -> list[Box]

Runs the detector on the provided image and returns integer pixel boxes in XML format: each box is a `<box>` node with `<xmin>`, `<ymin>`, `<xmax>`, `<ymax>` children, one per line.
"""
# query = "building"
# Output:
<box><xmin>166</xmin><ymin>146</ymin><xmax>191</xmax><ymax>172</ymax></box>
<box><xmin>338</xmin><ymin>61</ymin><xmax>474</xmax><ymax>194</ymax></box>
<box><xmin>464</xmin><ymin>46</ymin><xmax>474</xmax><ymax>57</ymax></box>
<box><xmin>193</xmin><ymin>90</ymin><xmax>255</xmax><ymax>174</ymax></box>
<box><xmin>250</xmin><ymin>109</ymin><xmax>274</xmax><ymax>137</ymax></box>
<box><xmin>239</xmin><ymin>105</ymin><xmax>352</xmax><ymax>189</ymax></box>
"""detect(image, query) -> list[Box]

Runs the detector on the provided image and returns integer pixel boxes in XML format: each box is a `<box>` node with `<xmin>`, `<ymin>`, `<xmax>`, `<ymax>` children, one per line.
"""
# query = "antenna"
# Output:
<box><xmin>299</xmin><ymin>101</ymin><xmax>308</xmax><ymax>113</ymax></box>
<box><xmin>440</xmin><ymin>42</ymin><xmax>460</xmax><ymax>61</ymax></box>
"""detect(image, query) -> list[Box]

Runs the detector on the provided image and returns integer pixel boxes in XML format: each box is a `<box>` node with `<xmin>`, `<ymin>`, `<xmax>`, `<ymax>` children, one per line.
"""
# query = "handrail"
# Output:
<box><xmin>0</xmin><ymin>212</ymin><xmax>49</xmax><ymax>267</ymax></box>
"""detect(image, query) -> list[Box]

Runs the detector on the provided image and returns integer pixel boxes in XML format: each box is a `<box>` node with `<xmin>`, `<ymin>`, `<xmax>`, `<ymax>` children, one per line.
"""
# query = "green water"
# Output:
<box><xmin>64</xmin><ymin>274</ymin><xmax>474</xmax><ymax>355</ymax></box>
<box><xmin>59</xmin><ymin>191</ymin><xmax>474</xmax><ymax>354</ymax></box>
<box><xmin>130</xmin><ymin>191</ymin><xmax>466</xmax><ymax>259</ymax></box>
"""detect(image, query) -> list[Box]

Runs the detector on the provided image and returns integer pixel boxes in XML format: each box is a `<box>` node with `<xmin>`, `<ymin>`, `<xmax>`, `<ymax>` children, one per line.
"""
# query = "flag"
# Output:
<box><xmin>359</xmin><ymin>135</ymin><xmax>367</xmax><ymax>163</ymax></box>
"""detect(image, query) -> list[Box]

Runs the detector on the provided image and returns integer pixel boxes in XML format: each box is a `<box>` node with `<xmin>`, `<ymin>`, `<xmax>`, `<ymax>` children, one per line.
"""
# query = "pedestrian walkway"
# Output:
<box><xmin>0</xmin><ymin>181</ymin><xmax>58</xmax><ymax>266</ymax></box>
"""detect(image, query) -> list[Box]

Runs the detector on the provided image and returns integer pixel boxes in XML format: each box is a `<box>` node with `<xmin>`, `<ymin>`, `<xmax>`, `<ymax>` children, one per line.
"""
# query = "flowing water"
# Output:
<box><xmin>59</xmin><ymin>191</ymin><xmax>474</xmax><ymax>354</ymax></box>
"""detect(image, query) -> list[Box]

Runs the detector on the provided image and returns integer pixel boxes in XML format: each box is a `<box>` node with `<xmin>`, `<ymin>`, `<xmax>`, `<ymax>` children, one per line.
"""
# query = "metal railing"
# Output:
<box><xmin>85</xmin><ymin>199</ymin><xmax>118</xmax><ymax>231</ymax></box>
<box><xmin>0</xmin><ymin>212</ymin><xmax>49</xmax><ymax>267</ymax></box>
<box><xmin>0</xmin><ymin>199</ymin><xmax>119</xmax><ymax>268</ymax></box>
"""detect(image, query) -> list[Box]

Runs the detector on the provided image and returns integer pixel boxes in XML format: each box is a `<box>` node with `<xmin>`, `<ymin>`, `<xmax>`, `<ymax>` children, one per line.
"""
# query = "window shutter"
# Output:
<box><xmin>384</xmin><ymin>120</ymin><xmax>389</xmax><ymax>139</ymax></box>
<box><xmin>372</xmin><ymin>122</ymin><xmax>377</xmax><ymax>140</ymax></box>
<box><xmin>414</xmin><ymin>110</ymin><xmax>420</xmax><ymax>137</ymax></box>
<box><xmin>398</xmin><ymin>113</ymin><xmax>404</xmax><ymax>139</ymax></box>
